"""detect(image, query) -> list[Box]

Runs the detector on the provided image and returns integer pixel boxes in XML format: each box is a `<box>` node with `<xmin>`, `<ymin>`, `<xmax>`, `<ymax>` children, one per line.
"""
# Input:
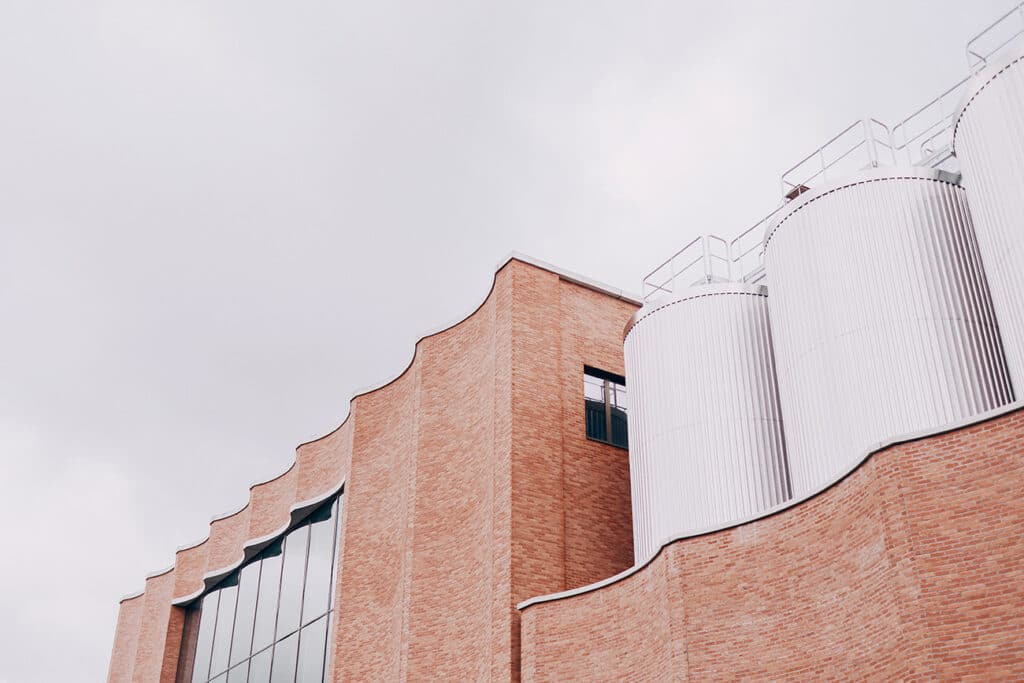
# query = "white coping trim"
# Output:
<box><xmin>169</xmin><ymin>478</ymin><xmax>345</xmax><ymax>607</ymax></box>
<box><xmin>290</xmin><ymin>251</ymin><xmax>641</xmax><ymax>449</ymax></box>
<box><xmin>501</xmin><ymin>252</ymin><xmax>644</xmax><ymax>306</ymax></box>
<box><xmin>517</xmin><ymin>398</ymin><xmax>1024</xmax><ymax>611</ymax></box>
<box><xmin>120</xmin><ymin>478</ymin><xmax>345</xmax><ymax>604</ymax></box>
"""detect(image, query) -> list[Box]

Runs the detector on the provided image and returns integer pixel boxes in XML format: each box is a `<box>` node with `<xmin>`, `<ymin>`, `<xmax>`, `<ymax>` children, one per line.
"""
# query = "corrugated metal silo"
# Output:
<box><xmin>954</xmin><ymin>46</ymin><xmax>1024</xmax><ymax>391</ymax></box>
<box><xmin>764</xmin><ymin>166</ymin><xmax>1013</xmax><ymax>497</ymax></box>
<box><xmin>624</xmin><ymin>283</ymin><xmax>791</xmax><ymax>563</ymax></box>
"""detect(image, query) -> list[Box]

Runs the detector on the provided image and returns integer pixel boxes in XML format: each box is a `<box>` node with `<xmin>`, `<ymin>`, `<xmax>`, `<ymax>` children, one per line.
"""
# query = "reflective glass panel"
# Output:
<box><xmin>229</xmin><ymin>561</ymin><xmax>260</xmax><ymax>666</ymax></box>
<box><xmin>191</xmin><ymin>592</ymin><xmax>219</xmax><ymax>683</ymax></box>
<box><xmin>250</xmin><ymin>542</ymin><xmax>283</xmax><ymax>654</ymax></box>
<box><xmin>247</xmin><ymin>647</ymin><xmax>272</xmax><ymax>683</ymax></box>
<box><xmin>207</xmin><ymin>574</ymin><xmax>238</xmax><ymax>677</ymax></box>
<box><xmin>275</xmin><ymin>524</ymin><xmax>309</xmax><ymax>639</ymax></box>
<box><xmin>225</xmin><ymin>661</ymin><xmax>248</xmax><ymax>683</ymax></box>
<box><xmin>296</xmin><ymin>616</ymin><xmax>329</xmax><ymax>683</ymax></box>
<box><xmin>583</xmin><ymin>368</ymin><xmax>628</xmax><ymax>448</ymax></box>
<box><xmin>301</xmin><ymin>506</ymin><xmax>337</xmax><ymax>625</ymax></box>
<box><xmin>179</xmin><ymin>495</ymin><xmax>341</xmax><ymax>683</ymax></box>
<box><xmin>269</xmin><ymin>632</ymin><xmax>298</xmax><ymax>683</ymax></box>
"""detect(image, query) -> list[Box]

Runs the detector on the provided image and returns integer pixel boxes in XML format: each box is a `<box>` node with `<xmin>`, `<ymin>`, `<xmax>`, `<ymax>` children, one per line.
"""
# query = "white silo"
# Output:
<box><xmin>764</xmin><ymin>163</ymin><xmax>1013</xmax><ymax>498</ymax></box>
<box><xmin>953</xmin><ymin>36</ymin><xmax>1024</xmax><ymax>391</ymax></box>
<box><xmin>624</xmin><ymin>281</ymin><xmax>791</xmax><ymax>563</ymax></box>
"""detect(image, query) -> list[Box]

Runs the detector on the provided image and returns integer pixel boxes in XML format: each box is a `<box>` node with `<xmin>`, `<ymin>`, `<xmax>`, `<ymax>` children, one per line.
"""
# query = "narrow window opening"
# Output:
<box><xmin>584</xmin><ymin>366</ymin><xmax>628</xmax><ymax>449</ymax></box>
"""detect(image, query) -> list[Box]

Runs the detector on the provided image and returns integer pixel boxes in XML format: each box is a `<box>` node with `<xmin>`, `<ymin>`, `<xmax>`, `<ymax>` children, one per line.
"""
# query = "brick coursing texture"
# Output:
<box><xmin>107</xmin><ymin>258</ymin><xmax>638</xmax><ymax>682</ymax></box>
<box><xmin>521</xmin><ymin>408</ymin><xmax>1024</xmax><ymax>682</ymax></box>
<box><xmin>331</xmin><ymin>261</ymin><xmax>639</xmax><ymax>681</ymax></box>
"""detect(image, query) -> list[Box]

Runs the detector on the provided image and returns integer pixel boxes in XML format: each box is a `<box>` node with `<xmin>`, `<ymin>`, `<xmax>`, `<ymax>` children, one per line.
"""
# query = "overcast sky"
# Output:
<box><xmin>0</xmin><ymin>1</ymin><xmax>1013</xmax><ymax>680</ymax></box>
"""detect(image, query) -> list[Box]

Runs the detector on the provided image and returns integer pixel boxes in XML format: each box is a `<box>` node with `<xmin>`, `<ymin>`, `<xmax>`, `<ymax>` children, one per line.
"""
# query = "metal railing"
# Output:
<box><xmin>967</xmin><ymin>1</ymin><xmax>1024</xmax><ymax>72</ymax></box>
<box><xmin>641</xmin><ymin>215</ymin><xmax>781</xmax><ymax>301</ymax></box>
<box><xmin>780</xmin><ymin>118</ymin><xmax>897</xmax><ymax>199</ymax></box>
<box><xmin>892</xmin><ymin>76</ymin><xmax>970</xmax><ymax>168</ymax></box>
<box><xmin>728</xmin><ymin>208</ymin><xmax>781</xmax><ymax>285</ymax></box>
<box><xmin>639</xmin><ymin>4</ymin><xmax>1024</xmax><ymax>303</ymax></box>
<box><xmin>641</xmin><ymin>235</ymin><xmax>731</xmax><ymax>301</ymax></box>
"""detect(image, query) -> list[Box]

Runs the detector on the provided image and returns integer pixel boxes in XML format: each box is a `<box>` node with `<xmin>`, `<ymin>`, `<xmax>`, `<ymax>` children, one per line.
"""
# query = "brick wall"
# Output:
<box><xmin>521</xmin><ymin>408</ymin><xmax>1024</xmax><ymax>682</ymax></box>
<box><xmin>108</xmin><ymin>257</ymin><xmax>638</xmax><ymax>682</ymax></box>
<box><xmin>332</xmin><ymin>260</ymin><xmax>638</xmax><ymax>681</ymax></box>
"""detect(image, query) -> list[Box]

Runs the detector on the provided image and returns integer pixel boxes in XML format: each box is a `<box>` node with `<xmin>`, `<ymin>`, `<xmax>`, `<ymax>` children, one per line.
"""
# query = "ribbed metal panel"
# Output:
<box><xmin>954</xmin><ymin>48</ymin><xmax>1024</xmax><ymax>393</ymax></box>
<box><xmin>623</xmin><ymin>284</ymin><xmax>791</xmax><ymax>563</ymax></box>
<box><xmin>764</xmin><ymin>168</ymin><xmax>1014</xmax><ymax>497</ymax></box>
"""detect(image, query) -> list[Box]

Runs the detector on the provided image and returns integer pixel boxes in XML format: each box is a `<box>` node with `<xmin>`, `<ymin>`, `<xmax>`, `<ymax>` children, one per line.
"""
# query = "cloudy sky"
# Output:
<box><xmin>0</xmin><ymin>0</ymin><xmax>1012</xmax><ymax>680</ymax></box>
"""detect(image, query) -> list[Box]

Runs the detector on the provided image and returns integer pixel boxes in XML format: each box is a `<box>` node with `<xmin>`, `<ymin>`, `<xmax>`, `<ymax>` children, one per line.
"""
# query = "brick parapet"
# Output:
<box><xmin>520</xmin><ymin>407</ymin><xmax>1024</xmax><ymax>681</ymax></box>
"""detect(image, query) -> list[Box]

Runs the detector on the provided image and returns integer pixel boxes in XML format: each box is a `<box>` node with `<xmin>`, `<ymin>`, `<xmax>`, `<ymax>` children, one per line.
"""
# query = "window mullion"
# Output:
<box><xmin>292</xmin><ymin>518</ymin><xmax>315</xmax><ymax>680</ymax></box>
<box><xmin>202</xmin><ymin>592</ymin><xmax>220</xmax><ymax>683</ymax></box>
<box><xmin>603</xmin><ymin>379</ymin><xmax>613</xmax><ymax>443</ymax></box>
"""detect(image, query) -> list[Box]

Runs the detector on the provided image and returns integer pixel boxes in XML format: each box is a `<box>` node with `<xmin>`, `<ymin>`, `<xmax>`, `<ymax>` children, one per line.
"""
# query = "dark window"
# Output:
<box><xmin>181</xmin><ymin>493</ymin><xmax>342</xmax><ymax>683</ymax></box>
<box><xmin>584</xmin><ymin>366</ymin><xmax>628</xmax><ymax>449</ymax></box>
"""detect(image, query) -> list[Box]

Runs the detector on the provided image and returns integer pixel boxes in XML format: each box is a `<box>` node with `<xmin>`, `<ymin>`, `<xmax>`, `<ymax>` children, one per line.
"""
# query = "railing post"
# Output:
<box><xmin>702</xmin><ymin>236</ymin><xmax>712</xmax><ymax>283</ymax></box>
<box><xmin>865</xmin><ymin>119</ymin><xmax>879</xmax><ymax>168</ymax></box>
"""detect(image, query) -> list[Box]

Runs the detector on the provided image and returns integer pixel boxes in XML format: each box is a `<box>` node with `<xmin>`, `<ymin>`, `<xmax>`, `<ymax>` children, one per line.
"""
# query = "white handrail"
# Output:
<box><xmin>967</xmin><ymin>1</ymin><xmax>1024</xmax><ymax>72</ymax></box>
<box><xmin>892</xmin><ymin>76</ymin><xmax>970</xmax><ymax>168</ymax></box>
<box><xmin>780</xmin><ymin>118</ymin><xmax>896</xmax><ymax>197</ymax></box>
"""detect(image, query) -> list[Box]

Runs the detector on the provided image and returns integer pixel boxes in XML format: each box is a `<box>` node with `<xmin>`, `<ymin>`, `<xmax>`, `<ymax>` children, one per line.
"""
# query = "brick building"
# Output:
<box><xmin>109</xmin><ymin>7</ymin><xmax>1024</xmax><ymax>681</ymax></box>
<box><xmin>108</xmin><ymin>256</ymin><xmax>641</xmax><ymax>683</ymax></box>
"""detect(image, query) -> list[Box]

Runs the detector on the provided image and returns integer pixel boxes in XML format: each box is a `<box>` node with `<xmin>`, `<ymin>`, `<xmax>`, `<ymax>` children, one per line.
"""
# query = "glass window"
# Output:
<box><xmin>229</xmin><ymin>560</ymin><xmax>260</xmax><ymax>666</ymax></box>
<box><xmin>191</xmin><ymin>592</ymin><xmax>219</xmax><ymax>683</ymax></box>
<box><xmin>247</xmin><ymin>648</ymin><xmax>272</xmax><ymax>683</ymax></box>
<box><xmin>296</xmin><ymin>615</ymin><xmax>329</xmax><ymax>683</ymax></box>
<box><xmin>226</xmin><ymin>662</ymin><xmax>248</xmax><ymax>683</ymax></box>
<box><xmin>269</xmin><ymin>632</ymin><xmax>298</xmax><ymax>683</ymax></box>
<box><xmin>583</xmin><ymin>367</ymin><xmax>628</xmax><ymax>449</ymax></box>
<box><xmin>275</xmin><ymin>524</ymin><xmax>309</xmax><ymax>639</ymax></box>
<box><xmin>251</xmin><ymin>542</ymin><xmax>283</xmax><ymax>655</ymax></box>
<box><xmin>180</xmin><ymin>493</ymin><xmax>342</xmax><ymax>683</ymax></box>
<box><xmin>208</xmin><ymin>574</ymin><xmax>238</xmax><ymax>677</ymax></box>
<box><xmin>301</xmin><ymin>505</ymin><xmax>337</xmax><ymax>625</ymax></box>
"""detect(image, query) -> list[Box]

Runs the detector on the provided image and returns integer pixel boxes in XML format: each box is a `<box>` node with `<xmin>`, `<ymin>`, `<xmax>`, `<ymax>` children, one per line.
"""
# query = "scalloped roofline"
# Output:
<box><xmin>120</xmin><ymin>251</ymin><xmax>640</xmax><ymax>603</ymax></box>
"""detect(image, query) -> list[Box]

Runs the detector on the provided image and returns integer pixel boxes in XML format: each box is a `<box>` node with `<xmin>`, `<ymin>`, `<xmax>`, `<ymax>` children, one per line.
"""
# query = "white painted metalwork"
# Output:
<box><xmin>640</xmin><ymin>214</ymin><xmax>780</xmax><ymax>302</ymax></box>
<box><xmin>764</xmin><ymin>167</ymin><xmax>1014</xmax><ymax>497</ymax></box>
<box><xmin>727</xmin><ymin>209</ymin><xmax>782</xmax><ymax>285</ymax></box>
<box><xmin>892</xmin><ymin>77</ymin><xmax>970</xmax><ymax>170</ymax></box>
<box><xmin>967</xmin><ymin>1</ymin><xmax>1024</xmax><ymax>72</ymax></box>
<box><xmin>780</xmin><ymin>118</ymin><xmax>897</xmax><ymax>198</ymax></box>
<box><xmin>641</xmin><ymin>235</ymin><xmax>731</xmax><ymax>301</ymax></box>
<box><xmin>953</xmin><ymin>45</ymin><xmax>1024</xmax><ymax>393</ymax></box>
<box><xmin>623</xmin><ymin>284</ymin><xmax>791</xmax><ymax>563</ymax></box>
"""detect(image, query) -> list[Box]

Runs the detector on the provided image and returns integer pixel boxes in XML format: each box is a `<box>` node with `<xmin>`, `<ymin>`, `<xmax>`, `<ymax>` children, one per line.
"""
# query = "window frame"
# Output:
<box><xmin>178</xmin><ymin>491</ymin><xmax>343</xmax><ymax>683</ymax></box>
<box><xmin>583</xmin><ymin>366</ymin><xmax>628</xmax><ymax>450</ymax></box>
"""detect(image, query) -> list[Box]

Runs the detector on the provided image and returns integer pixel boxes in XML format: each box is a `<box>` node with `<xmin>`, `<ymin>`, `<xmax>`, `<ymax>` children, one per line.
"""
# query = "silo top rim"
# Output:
<box><xmin>763</xmin><ymin>166</ymin><xmax>962</xmax><ymax>251</ymax></box>
<box><xmin>953</xmin><ymin>46</ymin><xmax>1024</xmax><ymax>148</ymax></box>
<box><xmin>624</xmin><ymin>282</ymin><xmax>768</xmax><ymax>340</ymax></box>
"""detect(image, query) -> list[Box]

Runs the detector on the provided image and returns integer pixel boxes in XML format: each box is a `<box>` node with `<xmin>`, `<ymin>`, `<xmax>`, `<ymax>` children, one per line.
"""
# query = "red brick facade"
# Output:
<box><xmin>521</xmin><ymin>408</ymin><xmax>1024</xmax><ymax>682</ymax></box>
<box><xmin>107</xmin><ymin>258</ymin><xmax>637</xmax><ymax>682</ymax></box>
<box><xmin>108</xmin><ymin>255</ymin><xmax>1024</xmax><ymax>682</ymax></box>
